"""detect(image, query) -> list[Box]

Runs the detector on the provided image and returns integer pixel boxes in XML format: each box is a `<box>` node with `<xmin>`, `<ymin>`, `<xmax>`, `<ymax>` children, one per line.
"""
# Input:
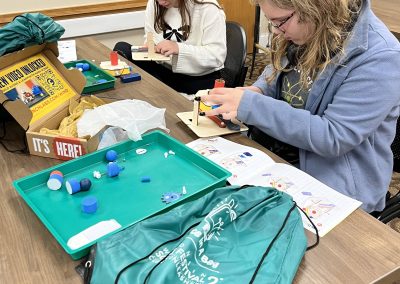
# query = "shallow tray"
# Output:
<box><xmin>13</xmin><ymin>130</ymin><xmax>230</xmax><ymax>259</ymax></box>
<box><xmin>64</xmin><ymin>59</ymin><xmax>116</xmax><ymax>94</ymax></box>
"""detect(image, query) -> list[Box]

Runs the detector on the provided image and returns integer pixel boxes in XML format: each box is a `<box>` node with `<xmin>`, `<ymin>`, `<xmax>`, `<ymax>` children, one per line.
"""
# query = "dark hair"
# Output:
<box><xmin>154</xmin><ymin>0</ymin><xmax>223</xmax><ymax>40</ymax></box>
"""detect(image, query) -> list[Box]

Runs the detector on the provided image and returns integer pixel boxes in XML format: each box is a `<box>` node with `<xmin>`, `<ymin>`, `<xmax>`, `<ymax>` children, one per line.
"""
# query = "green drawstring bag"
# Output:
<box><xmin>0</xmin><ymin>13</ymin><xmax>65</xmax><ymax>57</ymax></box>
<box><xmin>78</xmin><ymin>186</ymin><xmax>317</xmax><ymax>284</ymax></box>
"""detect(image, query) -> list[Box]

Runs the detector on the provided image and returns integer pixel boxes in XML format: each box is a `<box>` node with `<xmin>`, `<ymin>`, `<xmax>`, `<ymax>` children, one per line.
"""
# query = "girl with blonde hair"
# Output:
<box><xmin>201</xmin><ymin>0</ymin><xmax>400</xmax><ymax>213</ymax></box>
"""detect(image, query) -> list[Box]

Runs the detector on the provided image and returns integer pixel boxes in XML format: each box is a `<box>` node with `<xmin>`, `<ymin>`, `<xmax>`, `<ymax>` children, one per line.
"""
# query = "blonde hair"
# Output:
<box><xmin>252</xmin><ymin>0</ymin><xmax>362</xmax><ymax>88</ymax></box>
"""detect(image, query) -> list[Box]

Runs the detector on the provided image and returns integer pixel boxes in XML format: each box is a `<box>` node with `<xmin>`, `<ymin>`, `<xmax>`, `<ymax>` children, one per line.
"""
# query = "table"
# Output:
<box><xmin>371</xmin><ymin>0</ymin><xmax>400</xmax><ymax>35</ymax></box>
<box><xmin>1</xmin><ymin>37</ymin><xmax>400</xmax><ymax>283</ymax></box>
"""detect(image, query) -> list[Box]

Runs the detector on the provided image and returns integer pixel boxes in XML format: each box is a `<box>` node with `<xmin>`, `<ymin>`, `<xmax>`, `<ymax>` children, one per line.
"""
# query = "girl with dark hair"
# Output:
<box><xmin>115</xmin><ymin>0</ymin><xmax>226</xmax><ymax>94</ymax></box>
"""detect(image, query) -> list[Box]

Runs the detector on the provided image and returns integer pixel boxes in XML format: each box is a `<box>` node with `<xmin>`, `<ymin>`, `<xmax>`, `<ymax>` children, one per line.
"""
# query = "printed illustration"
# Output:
<box><xmin>299</xmin><ymin>191</ymin><xmax>336</xmax><ymax>219</ymax></box>
<box><xmin>192</xmin><ymin>144</ymin><xmax>220</xmax><ymax>157</ymax></box>
<box><xmin>262</xmin><ymin>173</ymin><xmax>294</xmax><ymax>193</ymax></box>
<box><xmin>220</xmin><ymin>154</ymin><xmax>246</xmax><ymax>170</ymax></box>
<box><xmin>5</xmin><ymin>78</ymin><xmax>50</xmax><ymax>107</ymax></box>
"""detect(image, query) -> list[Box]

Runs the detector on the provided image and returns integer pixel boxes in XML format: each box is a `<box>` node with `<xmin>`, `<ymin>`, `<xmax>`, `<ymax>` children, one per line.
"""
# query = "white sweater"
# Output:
<box><xmin>144</xmin><ymin>0</ymin><xmax>227</xmax><ymax>76</ymax></box>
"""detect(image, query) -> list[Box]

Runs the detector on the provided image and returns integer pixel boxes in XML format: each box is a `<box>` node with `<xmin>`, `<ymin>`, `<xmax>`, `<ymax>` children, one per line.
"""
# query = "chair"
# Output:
<box><xmin>392</xmin><ymin>115</ymin><xmax>400</xmax><ymax>172</ymax></box>
<box><xmin>113</xmin><ymin>41</ymin><xmax>133</xmax><ymax>62</ymax></box>
<box><xmin>374</xmin><ymin>192</ymin><xmax>400</xmax><ymax>223</ymax></box>
<box><xmin>388</xmin><ymin>119</ymin><xmax>400</xmax><ymax>223</ymax></box>
<box><xmin>249</xmin><ymin>5</ymin><xmax>271</xmax><ymax>79</ymax></box>
<box><xmin>221</xmin><ymin>21</ymin><xmax>248</xmax><ymax>88</ymax></box>
<box><xmin>391</xmin><ymin>32</ymin><xmax>400</xmax><ymax>170</ymax></box>
<box><xmin>375</xmin><ymin>31</ymin><xmax>400</xmax><ymax>223</ymax></box>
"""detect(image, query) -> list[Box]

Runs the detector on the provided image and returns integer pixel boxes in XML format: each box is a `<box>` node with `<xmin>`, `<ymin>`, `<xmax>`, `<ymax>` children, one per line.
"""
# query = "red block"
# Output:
<box><xmin>110</xmin><ymin>51</ymin><xmax>119</xmax><ymax>66</ymax></box>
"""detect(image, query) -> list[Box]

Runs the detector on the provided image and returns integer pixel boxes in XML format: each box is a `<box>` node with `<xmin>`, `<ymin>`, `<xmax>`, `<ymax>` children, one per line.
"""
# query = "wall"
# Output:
<box><xmin>92</xmin><ymin>29</ymin><xmax>144</xmax><ymax>50</ymax></box>
<box><xmin>219</xmin><ymin>0</ymin><xmax>255</xmax><ymax>53</ymax></box>
<box><xmin>1</xmin><ymin>0</ymin><xmax>113</xmax><ymax>13</ymax></box>
<box><xmin>0</xmin><ymin>0</ymin><xmax>267</xmax><ymax>52</ymax></box>
<box><xmin>55</xmin><ymin>10</ymin><xmax>146</xmax><ymax>49</ymax></box>
<box><xmin>0</xmin><ymin>0</ymin><xmax>146</xmax><ymax>49</ymax></box>
<box><xmin>0</xmin><ymin>0</ymin><xmax>147</xmax><ymax>24</ymax></box>
<box><xmin>259</xmin><ymin>12</ymin><xmax>270</xmax><ymax>48</ymax></box>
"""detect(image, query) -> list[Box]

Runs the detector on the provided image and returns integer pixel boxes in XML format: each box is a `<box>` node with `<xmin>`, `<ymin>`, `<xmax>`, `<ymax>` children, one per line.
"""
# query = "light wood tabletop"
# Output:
<box><xmin>1</xmin><ymin>37</ymin><xmax>400</xmax><ymax>283</ymax></box>
<box><xmin>371</xmin><ymin>0</ymin><xmax>400</xmax><ymax>34</ymax></box>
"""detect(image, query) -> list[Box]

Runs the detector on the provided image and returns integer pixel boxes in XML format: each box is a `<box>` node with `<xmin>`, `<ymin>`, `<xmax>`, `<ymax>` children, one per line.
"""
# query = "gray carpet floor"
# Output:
<box><xmin>245</xmin><ymin>52</ymin><xmax>400</xmax><ymax>233</ymax></box>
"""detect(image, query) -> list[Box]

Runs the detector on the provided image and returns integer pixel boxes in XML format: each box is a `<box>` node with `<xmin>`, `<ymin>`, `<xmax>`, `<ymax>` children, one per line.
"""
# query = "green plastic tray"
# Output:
<box><xmin>64</xmin><ymin>59</ymin><xmax>116</xmax><ymax>94</ymax></box>
<box><xmin>13</xmin><ymin>131</ymin><xmax>230</xmax><ymax>259</ymax></box>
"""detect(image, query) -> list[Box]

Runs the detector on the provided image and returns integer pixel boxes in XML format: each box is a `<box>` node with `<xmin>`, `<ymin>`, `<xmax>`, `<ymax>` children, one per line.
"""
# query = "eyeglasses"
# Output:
<box><xmin>269</xmin><ymin>11</ymin><xmax>295</xmax><ymax>30</ymax></box>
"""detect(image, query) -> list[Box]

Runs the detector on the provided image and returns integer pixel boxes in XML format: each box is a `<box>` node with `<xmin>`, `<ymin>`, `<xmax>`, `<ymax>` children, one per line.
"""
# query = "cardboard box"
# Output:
<box><xmin>0</xmin><ymin>43</ymin><xmax>103</xmax><ymax>160</ymax></box>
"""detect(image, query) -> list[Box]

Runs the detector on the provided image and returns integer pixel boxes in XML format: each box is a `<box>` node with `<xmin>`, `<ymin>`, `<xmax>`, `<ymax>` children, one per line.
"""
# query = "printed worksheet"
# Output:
<box><xmin>187</xmin><ymin>137</ymin><xmax>362</xmax><ymax>237</ymax></box>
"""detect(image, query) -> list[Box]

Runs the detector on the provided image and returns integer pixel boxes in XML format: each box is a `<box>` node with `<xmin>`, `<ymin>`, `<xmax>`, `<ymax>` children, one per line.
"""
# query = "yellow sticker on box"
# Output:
<box><xmin>0</xmin><ymin>53</ymin><xmax>77</xmax><ymax>124</ymax></box>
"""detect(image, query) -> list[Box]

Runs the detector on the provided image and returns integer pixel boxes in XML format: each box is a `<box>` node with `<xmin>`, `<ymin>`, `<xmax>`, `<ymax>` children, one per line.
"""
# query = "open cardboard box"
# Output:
<box><xmin>0</xmin><ymin>43</ymin><xmax>105</xmax><ymax>160</ymax></box>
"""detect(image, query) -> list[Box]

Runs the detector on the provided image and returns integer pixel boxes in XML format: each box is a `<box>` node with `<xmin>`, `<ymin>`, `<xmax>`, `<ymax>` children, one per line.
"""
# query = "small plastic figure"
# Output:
<box><xmin>47</xmin><ymin>170</ymin><xmax>64</xmax><ymax>190</ymax></box>
<box><xmin>161</xmin><ymin>192</ymin><xmax>182</xmax><ymax>204</ymax></box>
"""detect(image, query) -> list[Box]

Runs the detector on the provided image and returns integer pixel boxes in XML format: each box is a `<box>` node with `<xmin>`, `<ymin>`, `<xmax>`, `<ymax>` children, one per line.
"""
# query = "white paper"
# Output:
<box><xmin>187</xmin><ymin>137</ymin><xmax>362</xmax><ymax>237</ymax></box>
<box><xmin>57</xmin><ymin>40</ymin><xmax>77</xmax><ymax>63</ymax></box>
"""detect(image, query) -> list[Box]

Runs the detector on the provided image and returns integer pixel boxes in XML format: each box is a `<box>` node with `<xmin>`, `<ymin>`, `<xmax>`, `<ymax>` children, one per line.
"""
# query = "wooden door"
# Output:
<box><xmin>219</xmin><ymin>0</ymin><xmax>255</xmax><ymax>53</ymax></box>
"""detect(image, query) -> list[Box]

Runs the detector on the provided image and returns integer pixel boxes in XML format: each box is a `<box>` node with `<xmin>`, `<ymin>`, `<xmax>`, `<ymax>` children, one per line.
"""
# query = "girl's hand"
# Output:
<box><xmin>155</xmin><ymin>40</ymin><xmax>179</xmax><ymax>56</ymax></box>
<box><xmin>200</xmin><ymin>88</ymin><xmax>245</xmax><ymax>120</ymax></box>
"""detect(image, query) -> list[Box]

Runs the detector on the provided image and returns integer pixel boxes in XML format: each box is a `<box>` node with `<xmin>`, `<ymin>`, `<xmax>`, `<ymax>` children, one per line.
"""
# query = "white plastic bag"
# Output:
<box><xmin>97</xmin><ymin>126</ymin><xmax>129</xmax><ymax>150</ymax></box>
<box><xmin>77</xmin><ymin>99</ymin><xmax>169</xmax><ymax>141</ymax></box>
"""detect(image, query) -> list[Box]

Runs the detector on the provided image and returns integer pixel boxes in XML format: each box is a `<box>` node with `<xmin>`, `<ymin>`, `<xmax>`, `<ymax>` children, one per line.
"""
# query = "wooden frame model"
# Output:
<box><xmin>132</xmin><ymin>32</ymin><xmax>171</xmax><ymax>61</ymax></box>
